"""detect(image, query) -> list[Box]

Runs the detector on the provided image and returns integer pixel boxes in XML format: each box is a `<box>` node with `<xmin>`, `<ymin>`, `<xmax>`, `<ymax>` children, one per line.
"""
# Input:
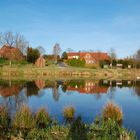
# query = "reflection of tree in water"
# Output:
<box><xmin>0</xmin><ymin>81</ymin><xmax>27</xmax><ymax>116</ymax></box>
<box><xmin>134</xmin><ymin>86</ymin><xmax>140</xmax><ymax>99</ymax></box>
<box><xmin>67</xmin><ymin>80</ymin><xmax>85</xmax><ymax>89</ymax></box>
<box><xmin>52</xmin><ymin>82</ymin><xmax>60</xmax><ymax>101</ymax></box>
<box><xmin>131</xmin><ymin>81</ymin><xmax>140</xmax><ymax>99</ymax></box>
<box><xmin>108</xmin><ymin>86</ymin><xmax>116</xmax><ymax>100</ymax></box>
<box><xmin>94</xmin><ymin>94</ymin><xmax>101</xmax><ymax>100</ymax></box>
<box><xmin>6</xmin><ymin>88</ymin><xmax>27</xmax><ymax>116</ymax></box>
<box><xmin>61</xmin><ymin>82</ymin><xmax>67</xmax><ymax>93</ymax></box>
<box><xmin>26</xmin><ymin>82</ymin><xmax>39</xmax><ymax>97</ymax></box>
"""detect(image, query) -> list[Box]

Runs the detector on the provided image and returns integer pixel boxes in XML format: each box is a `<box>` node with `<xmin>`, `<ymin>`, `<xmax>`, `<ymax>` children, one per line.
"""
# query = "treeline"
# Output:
<box><xmin>0</xmin><ymin>31</ymin><xmax>140</xmax><ymax>69</ymax></box>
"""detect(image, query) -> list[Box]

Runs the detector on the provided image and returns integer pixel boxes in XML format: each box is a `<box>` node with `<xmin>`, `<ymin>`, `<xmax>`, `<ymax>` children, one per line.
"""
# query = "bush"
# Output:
<box><xmin>12</xmin><ymin>105</ymin><xmax>35</xmax><ymax>129</ymax></box>
<box><xmin>0</xmin><ymin>58</ymin><xmax>9</xmax><ymax>65</ymax></box>
<box><xmin>0</xmin><ymin>106</ymin><xmax>9</xmax><ymax>128</ymax></box>
<box><xmin>35</xmin><ymin>108</ymin><xmax>51</xmax><ymax>128</ymax></box>
<box><xmin>89</xmin><ymin>119</ymin><xmax>123</xmax><ymax>139</ymax></box>
<box><xmin>68</xmin><ymin>116</ymin><xmax>88</xmax><ymax>140</ymax></box>
<box><xmin>63</xmin><ymin>106</ymin><xmax>75</xmax><ymax>121</ymax></box>
<box><xmin>67</xmin><ymin>58</ymin><xmax>85</xmax><ymax>67</ymax></box>
<box><xmin>102</xmin><ymin>102</ymin><xmax>123</xmax><ymax>124</ymax></box>
<box><xmin>12</xmin><ymin>60</ymin><xmax>29</xmax><ymax>65</ymax></box>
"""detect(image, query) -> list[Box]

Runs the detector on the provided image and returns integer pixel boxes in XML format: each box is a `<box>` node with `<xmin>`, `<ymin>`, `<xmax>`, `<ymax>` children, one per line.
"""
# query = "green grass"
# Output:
<box><xmin>0</xmin><ymin>63</ymin><xmax>139</xmax><ymax>81</ymax></box>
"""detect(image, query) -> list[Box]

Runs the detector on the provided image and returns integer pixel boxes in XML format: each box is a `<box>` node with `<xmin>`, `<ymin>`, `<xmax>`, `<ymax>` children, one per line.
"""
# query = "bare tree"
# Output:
<box><xmin>0</xmin><ymin>31</ymin><xmax>29</xmax><ymax>55</ymax></box>
<box><xmin>133</xmin><ymin>48</ymin><xmax>140</xmax><ymax>73</ymax></box>
<box><xmin>66</xmin><ymin>48</ymin><xmax>74</xmax><ymax>52</ymax></box>
<box><xmin>36</xmin><ymin>45</ymin><xmax>46</xmax><ymax>56</ymax></box>
<box><xmin>15</xmin><ymin>33</ymin><xmax>29</xmax><ymax>55</ymax></box>
<box><xmin>0</xmin><ymin>31</ymin><xmax>15</xmax><ymax>46</ymax></box>
<box><xmin>136</xmin><ymin>48</ymin><xmax>140</xmax><ymax>60</ymax></box>
<box><xmin>108</xmin><ymin>48</ymin><xmax>117</xmax><ymax>68</ymax></box>
<box><xmin>53</xmin><ymin>43</ymin><xmax>61</xmax><ymax>63</ymax></box>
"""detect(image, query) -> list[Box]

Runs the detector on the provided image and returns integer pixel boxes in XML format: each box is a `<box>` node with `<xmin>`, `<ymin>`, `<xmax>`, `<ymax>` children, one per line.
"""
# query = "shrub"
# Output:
<box><xmin>35</xmin><ymin>108</ymin><xmax>51</xmax><ymax>128</ymax></box>
<box><xmin>0</xmin><ymin>106</ymin><xmax>9</xmax><ymax>128</ymax></box>
<box><xmin>63</xmin><ymin>106</ymin><xmax>75</xmax><ymax>121</ymax></box>
<box><xmin>102</xmin><ymin>102</ymin><xmax>123</xmax><ymax>124</ymax></box>
<box><xmin>12</xmin><ymin>105</ymin><xmax>35</xmax><ymax>129</ymax></box>
<box><xmin>67</xmin><ymin>58</ymin><xmax>85</xmax><ymax>67</ymax></box>
<box><xmin>68</xmin><ymin>116</ymin><xmax>88</xmax><ymax>140</ymax></box>
<box><xmin>89</xmin><ymin>119</ymin><xmax>123</xmax><ymax>139</ymax></box>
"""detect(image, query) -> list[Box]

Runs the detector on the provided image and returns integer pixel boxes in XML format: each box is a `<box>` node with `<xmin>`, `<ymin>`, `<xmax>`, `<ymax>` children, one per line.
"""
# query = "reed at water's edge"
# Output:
<box><xmin>0</xmin><ymin>102</ymin><xmax>137</xmax><ymax>140</ymax></box>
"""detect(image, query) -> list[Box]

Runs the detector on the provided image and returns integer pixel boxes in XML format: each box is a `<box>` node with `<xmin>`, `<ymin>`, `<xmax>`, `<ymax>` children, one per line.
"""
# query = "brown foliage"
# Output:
<box><xmin>102</xmin><ymin>102</ymin><xmax>123</xmax><ymax>123</ymax></box>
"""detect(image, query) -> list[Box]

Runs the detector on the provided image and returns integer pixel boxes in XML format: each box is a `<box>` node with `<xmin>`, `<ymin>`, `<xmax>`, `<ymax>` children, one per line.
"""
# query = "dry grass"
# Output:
<box><xmin>102</xmin><ymin>102</ymin><xmax>123</xmax><ymax>123</ymax></box>
<box><xmin>63</xmin><ymin>106</ymin><xmax>75</xmax><ymax>120</ymax></box>
<box><xmin>13</xmin><ymin>105</ymin><xmax>35</xmax><ymax>129</ymax></box>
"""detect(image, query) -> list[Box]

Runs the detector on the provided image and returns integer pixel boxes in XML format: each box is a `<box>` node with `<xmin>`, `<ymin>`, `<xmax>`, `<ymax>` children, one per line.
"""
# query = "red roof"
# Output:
<box><xmin>67</xmin><ymin>52</ymin><xmax>79</xmax><ymax>56</ymax></box>
<box><xmin>67</xmin><ymin>86</ymin><xmax>108</xmax><ymax>94</ymax></box>
<box><xmin>67</xmin><ymin>52</ymin><xmax>110</xmax><ymax>61</ymax></box>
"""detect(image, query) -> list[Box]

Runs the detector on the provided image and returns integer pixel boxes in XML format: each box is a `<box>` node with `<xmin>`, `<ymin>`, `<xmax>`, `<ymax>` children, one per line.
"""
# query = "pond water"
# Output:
<box><xmin>0</xmin><ymin>79</ymin><xmax>140</xmax><ymax>137</ymax></box>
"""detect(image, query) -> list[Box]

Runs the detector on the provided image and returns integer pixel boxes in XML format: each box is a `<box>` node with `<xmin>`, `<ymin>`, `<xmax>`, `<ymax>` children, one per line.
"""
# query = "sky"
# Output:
<box><xmin>0</xmin><ymin>0</ymin><xmax>140</xmax><ymax>58</ymax></box>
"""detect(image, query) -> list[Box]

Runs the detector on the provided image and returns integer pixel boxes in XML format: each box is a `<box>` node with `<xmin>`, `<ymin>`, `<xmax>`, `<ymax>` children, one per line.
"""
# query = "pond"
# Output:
<box><xmin>0</xmin><ymin>79</ymin><xmax>140</xmax><ymax>137</ymax></box>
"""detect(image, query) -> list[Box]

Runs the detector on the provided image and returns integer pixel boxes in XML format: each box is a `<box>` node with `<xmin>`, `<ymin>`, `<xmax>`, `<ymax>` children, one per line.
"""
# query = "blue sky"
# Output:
<box><xmin>0</xmin><ymin>0</ymin><xmax>140</xmax><ymax>58</ymax></box>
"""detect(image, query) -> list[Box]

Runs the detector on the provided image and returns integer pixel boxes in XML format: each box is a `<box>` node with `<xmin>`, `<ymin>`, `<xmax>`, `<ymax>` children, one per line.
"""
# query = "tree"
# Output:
<box><xmin>109</xmin><ymin>48</ymin><xmax>117</xmax><ymax>68</ymax></box>
<box><xmin>15</xmin><ymin>33</ymin><xmax>29</xmax><ymax>55</ymax></box>
<box><xmin>36</xmin><ymin>46</ymin><xmax>45</xmax><ymax>56</ymax></box>
<box><xmin>0</xmin><ymin>31</ymin><xmax>29</xmax><ymax>55</ymax></box>
<box><xmin>0</xmin><ymin>31</ymin><xmax>15</xmax><ymax>46</ymax></box>
<box><xmin>61</xmin><ymin>51</ymin><xmax>68</xmax><ymax>59</ymax></box>
<box><xmin>135</xmin><ymin>48</ymin><xmax>140</xmax><ymax>68</ymax></box>
<box><xmin>53</xmin><ymin>43</ymin><xmax>61</xmax><ymax>63</ymax></box>
<box><xmin>66</xmin><ymin>48</ymin><xmax>74</xmax><ymax>52</ymax></box>
<box><xmin>27</xmin><ymin>47</ymin><xmax>40</xmax><ymax>63</ymax></box>
<box><xmin>136</xmin><ymin>48</ymin><xmax>140</xmax><ymax>61</ymax></box>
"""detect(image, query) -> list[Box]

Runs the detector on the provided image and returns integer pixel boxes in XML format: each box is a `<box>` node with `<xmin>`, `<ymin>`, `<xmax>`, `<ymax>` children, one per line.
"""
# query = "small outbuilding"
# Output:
<box><xmin>35</xmin><ymin>56</ymin><xmax>46</xmax><ymax>67</ymax></box>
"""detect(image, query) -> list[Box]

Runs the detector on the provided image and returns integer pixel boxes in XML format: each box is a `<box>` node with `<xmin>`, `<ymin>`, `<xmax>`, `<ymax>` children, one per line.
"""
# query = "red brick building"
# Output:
<box><xmin>0</xmin><ymin>45</ymin><xmax>24</xmax><ymax>60</ymax></box>
<box><xmin>35</xmin><ymin>56</ymin><xmax>46</xmax><ymax>67</ymax></box>
<box><xmin>67</xmin><ymin>52</ymin><xmax>110</xmax><ymax>65</ymax></box>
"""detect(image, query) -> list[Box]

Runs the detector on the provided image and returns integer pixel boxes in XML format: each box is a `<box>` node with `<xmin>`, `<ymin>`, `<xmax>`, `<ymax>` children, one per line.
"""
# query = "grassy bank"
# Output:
<box><xmin>0</xmin><ymin>102</ymin><xmax>137</xmax><ymax>140</ymax></box>
<box><xmin>0</xmin><ymin>65</ymin><xmax>139</xmax><ymax>80</ymax></box>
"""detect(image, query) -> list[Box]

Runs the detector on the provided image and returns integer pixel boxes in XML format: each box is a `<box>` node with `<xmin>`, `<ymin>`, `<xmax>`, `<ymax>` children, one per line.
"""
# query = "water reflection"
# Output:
<box><xmin>0</xmin><ymin>79</ymin><xmax>140</xmax><ymax>113</ymax></box>
<box><xmin>0</xmin><ymin>79</ymin><xmax>140</xmax><ymax>100</ymax></box>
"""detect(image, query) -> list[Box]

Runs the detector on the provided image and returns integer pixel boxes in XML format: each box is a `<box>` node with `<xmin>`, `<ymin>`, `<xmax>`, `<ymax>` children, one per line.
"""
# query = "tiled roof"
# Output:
<box><xmin>67</xmin><ymin>52</ymin><xmax>79</xmax><ymax>56</ymax></box>
<box><xmin>67</xmin><ymin>52</ymin><xmax>110</xmax><ymax>61</ymax></box>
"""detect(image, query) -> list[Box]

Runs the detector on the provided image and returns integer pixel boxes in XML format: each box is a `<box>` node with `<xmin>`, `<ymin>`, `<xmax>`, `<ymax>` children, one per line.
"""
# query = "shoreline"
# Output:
<box><xmin>0</xmin><ymin>65</ymin><xmax>139</xmax><ymax>80</ymax></box>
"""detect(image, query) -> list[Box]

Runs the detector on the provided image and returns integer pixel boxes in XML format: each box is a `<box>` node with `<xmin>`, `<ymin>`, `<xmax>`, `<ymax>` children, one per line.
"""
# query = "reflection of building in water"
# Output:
<box><xmin>0</xmin><ymin>84</ymin><xmax>23</xmax><ymax>97</ymax></box>
<box><xmin>35</xmin><ymin>79</ymin><xmax>45</xmax><ymax>89</ymax></box>
<box><xmin>0</xmin><ymin>82</ymin><xmax>27</xmax><ymax>115</ymax></box>
<box><xmin>26</xmin><ymin>82</ymin><xmax>39</xmax><ymax>96</ymax></box>
<box><xmin>67</xmin><ymin>80</ymin><xmax>109</xmax><ymax>94</ymax></box>
<box><xmin>101</xmin><ymin>80</ymin><xmax>134</xmax><ymax>87</ymax></box>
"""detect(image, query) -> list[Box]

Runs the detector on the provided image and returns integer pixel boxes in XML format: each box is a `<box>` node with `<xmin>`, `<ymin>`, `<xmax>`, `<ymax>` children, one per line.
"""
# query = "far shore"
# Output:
<box><xmin>0</xmin><ymin>65</ymin><xmax>139</xmax><ymax>80</ymax></box>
